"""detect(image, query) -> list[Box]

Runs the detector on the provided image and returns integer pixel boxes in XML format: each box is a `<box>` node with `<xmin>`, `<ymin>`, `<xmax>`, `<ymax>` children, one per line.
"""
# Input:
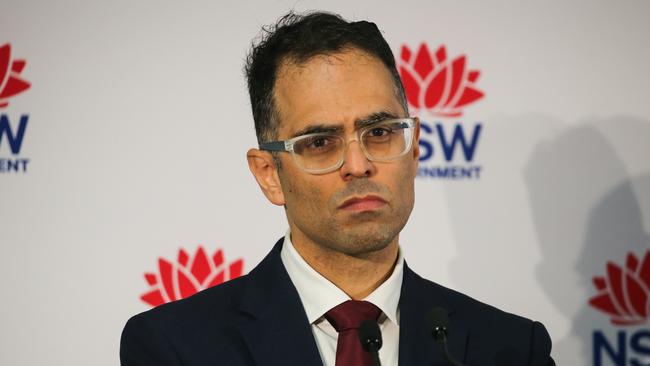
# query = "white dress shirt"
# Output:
<box><xmin>280</xmin><ymin>229</ymin><xmax>403</xmax><ymax>366</ymax></box>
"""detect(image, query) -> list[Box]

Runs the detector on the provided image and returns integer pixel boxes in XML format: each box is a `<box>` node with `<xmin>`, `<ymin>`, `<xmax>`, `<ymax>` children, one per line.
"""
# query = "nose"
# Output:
<box><xmin>339</xmin><ymin>140</ymin><xmax>375</xmax><ymax>179</ymax></box>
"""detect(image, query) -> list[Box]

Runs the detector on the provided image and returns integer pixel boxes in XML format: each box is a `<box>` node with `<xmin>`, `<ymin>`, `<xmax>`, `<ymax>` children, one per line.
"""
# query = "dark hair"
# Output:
<box><xmin>244</xmin><ymin>11</ymin><xmax>408</xmax><ymax>144</ymax></box>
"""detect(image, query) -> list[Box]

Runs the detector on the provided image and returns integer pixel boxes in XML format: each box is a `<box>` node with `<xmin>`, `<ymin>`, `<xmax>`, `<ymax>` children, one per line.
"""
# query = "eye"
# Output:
<box><xmin>309</xmin><ymin>136</ymin><xmax>330</xmax><ymax>148</ymax></box>
<box><xmin>294</xmin><ymin>135</ymin><xmax>340</xmax><ymax>155</ymax></box>
<box><xmin>305</xmin><ymin>135</ymin><xmax>337</xmax><ymax>149</ymax></box>
<box><xmin>368</xmin><ymin>126</ymin><xmax>392</xmax><ymax>137</ymax></box>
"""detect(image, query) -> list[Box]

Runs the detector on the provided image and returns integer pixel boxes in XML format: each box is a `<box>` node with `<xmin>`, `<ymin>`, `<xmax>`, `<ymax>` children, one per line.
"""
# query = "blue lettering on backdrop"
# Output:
<box><xmin>418</xmin><ymin>123</ymin><xmax>434</xmax><ymax>161</ymax></box>
<box><xmin>436</xmin><ymin>123</ymin><xmax>482</xmax><ymax>161</ymax></box>
<box><xmin>631</xmin><ymin>331</ymin><xmax>650</xmax><ymax>366</ymax></box>
<box><xmin>0</xmin><ymin>158</ymin><xmax>30</xmax><ymax>172</ymax></box>
<box><xmin>418</xmin><ymin>122</ymin><xmax>482</xmax><ymax>162</ymax></box>
<box><xmin>593</xmin><ymin>330</ymin><xmax>650</xmax><ymax>366</ymax></box>
<box><xmin>0</xmin><ymin>114</ymin><xmax>29</xmax><ymax>155</ymax></box>
<box><xmin>594</xmin><ymin>331</ymin><xmax>626</xmax><ymax>366</ymax></box>
<box><xmin>417</xmin><ymin>121</ymin><xmax>483</xmax><ymax>180</ymax></box>
<box><xmin>417</xmin><ymin>165</ymin><xmax>482</xmax><ymax>179</ymax></box>
<box><xmin>0</xmin><ymin>114</ymin><xmax>30</xmax><ymax>173</ymax></box>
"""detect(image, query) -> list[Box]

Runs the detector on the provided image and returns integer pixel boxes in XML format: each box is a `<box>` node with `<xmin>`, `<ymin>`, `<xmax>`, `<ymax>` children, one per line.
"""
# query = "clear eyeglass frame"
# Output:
<box><xmin>258</xmin><ymin>117</ymin><xmax>418</xmax><ymax>175</ymax></box>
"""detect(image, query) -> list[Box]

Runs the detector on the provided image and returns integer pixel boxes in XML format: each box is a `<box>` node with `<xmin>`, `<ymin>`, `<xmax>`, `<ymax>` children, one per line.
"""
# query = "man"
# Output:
<box><xmin>121</xmin><ymin>11</ymin><xmax>554</xmax><ymax>366</ymax></box>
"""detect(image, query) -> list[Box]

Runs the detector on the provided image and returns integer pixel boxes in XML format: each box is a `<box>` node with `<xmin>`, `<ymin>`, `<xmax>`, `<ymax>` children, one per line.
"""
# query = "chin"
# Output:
<box><xmin>330</xmin><ymin>227</ymin><xmax>396</xmax><ymax>256</ymax></box>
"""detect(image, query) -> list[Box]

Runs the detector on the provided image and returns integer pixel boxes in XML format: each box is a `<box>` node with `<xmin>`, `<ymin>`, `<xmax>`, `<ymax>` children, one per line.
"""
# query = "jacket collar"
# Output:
<box><xmin>238</xmin><ymin>238</ymin><xmax>323</xmax><ymax>366</ymax></box>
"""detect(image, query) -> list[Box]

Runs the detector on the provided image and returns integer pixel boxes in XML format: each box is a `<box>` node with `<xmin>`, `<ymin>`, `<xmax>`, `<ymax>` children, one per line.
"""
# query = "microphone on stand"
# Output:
<box><xmin>358</xmin><ymin>320</ymin><xmax>382</xmax><ymax>366</ymax></box>
<box><xmin>427</xmin><ymin>307</ymin><xmax>466</xmax><ymax>366</ymax></box>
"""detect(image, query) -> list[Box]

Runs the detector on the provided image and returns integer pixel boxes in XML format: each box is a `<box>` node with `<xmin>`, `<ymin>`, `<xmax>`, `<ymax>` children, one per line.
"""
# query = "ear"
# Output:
<box><xmin>247</xmin><ymin>148</ymin><xmax>286</xmax><ymax>206</ymax></box>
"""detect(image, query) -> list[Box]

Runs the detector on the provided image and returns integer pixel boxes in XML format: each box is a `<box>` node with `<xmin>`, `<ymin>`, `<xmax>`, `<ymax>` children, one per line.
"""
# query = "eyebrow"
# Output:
<box><xmin>290</xmin><ymin>110</ymin><xmax>400</xmax><ymax>138</ymax></box>
<box><xmin>354</xmin><ymin>111</ymin><xmax>399</xmax><ymax>129</ymax></box>
<box><xmin>290</xmin><ymin>124</ymin><xmax>343</xmax><ymax>138</ymax></box>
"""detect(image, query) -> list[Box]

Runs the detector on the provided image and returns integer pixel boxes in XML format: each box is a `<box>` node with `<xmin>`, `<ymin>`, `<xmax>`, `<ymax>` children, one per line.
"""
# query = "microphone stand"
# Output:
<box><xmin>434</xmin><ymin>331</ymin><xmax>464</xmax><ymax>366</ymax></box>
<box><xmin>369</xmin><ymin>350</ymin><xmax>381</xmax><ymax>366</ymax></box>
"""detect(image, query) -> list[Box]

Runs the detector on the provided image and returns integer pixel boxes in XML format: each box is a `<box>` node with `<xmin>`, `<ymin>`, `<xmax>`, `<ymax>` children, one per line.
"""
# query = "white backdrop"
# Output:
<box><xmin>1</xmin><ymin>0</ymin><xmax>649</xmax><ymax>365</ymax></box>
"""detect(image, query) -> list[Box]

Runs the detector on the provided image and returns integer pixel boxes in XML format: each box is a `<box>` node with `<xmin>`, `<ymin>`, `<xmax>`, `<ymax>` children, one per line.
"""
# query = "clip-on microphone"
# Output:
<box><xmin>359</xmin><ymin>320</ymin><xmax>382</xmax><ymax>366</ymax></box>
<box><xmin>428</xmin><ymin>307</ymin><xmax>465</xmax><ymax>366</ymax></box>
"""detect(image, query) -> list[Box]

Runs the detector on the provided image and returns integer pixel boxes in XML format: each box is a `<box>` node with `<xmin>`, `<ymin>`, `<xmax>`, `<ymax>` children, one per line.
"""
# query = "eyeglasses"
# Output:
<box><xmin>259</xmin><ymin>117</ymin><xmax>417</xmax><ymax>174</ymax></box>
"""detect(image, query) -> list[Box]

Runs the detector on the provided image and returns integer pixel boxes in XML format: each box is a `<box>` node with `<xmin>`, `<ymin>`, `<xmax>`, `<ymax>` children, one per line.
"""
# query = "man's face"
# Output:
<box><xmin>272</xmin><ymin>49</ymin><xmax>419</xmax><ymax>256</ymax></box>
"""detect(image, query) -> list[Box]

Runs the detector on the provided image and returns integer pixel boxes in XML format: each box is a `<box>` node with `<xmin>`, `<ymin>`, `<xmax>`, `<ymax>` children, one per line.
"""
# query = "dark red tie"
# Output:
<box><xmin>325</xmin><ymin>300</ymin><xmax>382</xmax><ymax>366</ymax></box>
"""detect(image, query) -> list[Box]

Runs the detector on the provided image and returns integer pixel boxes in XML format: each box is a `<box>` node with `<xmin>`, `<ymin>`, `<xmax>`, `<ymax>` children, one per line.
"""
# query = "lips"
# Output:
<box><xmin>338</xmin><ymin>195</ymin><xmax>387</xmax><ymax>211</ymax></box>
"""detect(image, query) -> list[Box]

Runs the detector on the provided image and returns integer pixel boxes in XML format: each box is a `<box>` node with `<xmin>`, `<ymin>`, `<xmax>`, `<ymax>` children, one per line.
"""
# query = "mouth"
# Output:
<box><xmin>338</xmin><ymin>195</ymin><xmax>388</xmax><ymax>212</ymax></box>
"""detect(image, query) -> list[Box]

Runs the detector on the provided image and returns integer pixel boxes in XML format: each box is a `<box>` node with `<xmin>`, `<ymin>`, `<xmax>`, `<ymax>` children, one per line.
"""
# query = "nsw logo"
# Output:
<box><xmin>140</xmin><ymin>246</ymin><xmax>244</xmax><ymax>307</ymax></box>
<box><xmin>0</xmin><ymin>43</ymin><xmax>31</xmax><ymax>173</ymax></box>
<box><xmin>0</xmin><ymin>43</ymin><xmax>31</xmax><ymax>108</ymax></box>
<box><xmin>589</xmin><ymin>250</ymin><xmax>650</xmax><ymax>365</ymax></box>
<box><xmin>398</xmin><ymin>43</ymin><xmax>484</xmax><ymax>180</ymax></box>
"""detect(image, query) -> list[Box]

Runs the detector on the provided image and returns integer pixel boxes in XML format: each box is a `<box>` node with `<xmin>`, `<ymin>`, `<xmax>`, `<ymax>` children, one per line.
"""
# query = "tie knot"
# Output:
<box><xmin>325</xmin><ymin>300</ymin><xmax>382</xmax><ymax>332</ymax></box>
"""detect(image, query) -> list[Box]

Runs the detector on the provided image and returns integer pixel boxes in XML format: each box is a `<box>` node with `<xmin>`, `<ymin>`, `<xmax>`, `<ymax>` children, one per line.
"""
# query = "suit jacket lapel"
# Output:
<box><xmin>236</xmin><ymin>241</ymin><xmax>470</xmax><ymax>366</ymax></box>
<box><xmin>238</xmin><ymin>238</ymin><xmax>323</xmax><ymax>366</ymax></box>
<box><xmin>399</xmin><ymin>263</ymin><xmax>469</xmax><ymax>366</ymax></box>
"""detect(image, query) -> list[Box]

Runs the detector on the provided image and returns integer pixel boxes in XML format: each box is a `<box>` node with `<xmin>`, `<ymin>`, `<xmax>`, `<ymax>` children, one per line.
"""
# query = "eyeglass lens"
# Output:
<box><xmin>292</xmin><ymin>120</ymin><xmax>412</xmax><ymax>171</ymax></box>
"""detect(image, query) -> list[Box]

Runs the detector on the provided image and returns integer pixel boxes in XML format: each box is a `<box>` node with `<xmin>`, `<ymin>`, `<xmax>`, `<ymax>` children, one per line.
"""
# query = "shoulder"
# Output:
<box><xmin>406</xmin><ymin>268</ymin><xmax>536</xmax><ymax>324</ymax></box>
<box><xmin>124</xmin><ymin>273</ymin><xmax>249</xmax><ymax>333</ymax></box>
<box><xmin>408</xmin><ymin>267</ymin><xmax>543</xmax><ymax>325</ymax></box>
<box><xmin>405</xmin><ymin>269</ymin><xmax>554</xmax><ymax>364</ymax></box>
<box><xmin>433</xmin><ymin>278</ymin><xmax>537</xmax><ymax>329</ymax></box>
<box><xmin>120</xmin><ymin>275</ymin><xmax>253</xmax><ymax>365</ymax></box>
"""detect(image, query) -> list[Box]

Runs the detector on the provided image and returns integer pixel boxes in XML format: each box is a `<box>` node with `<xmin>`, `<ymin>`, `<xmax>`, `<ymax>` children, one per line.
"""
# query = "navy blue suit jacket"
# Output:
<box><xmin>121</xmin><ymin>238</ymin><xmax>554</xmax><ymax>365</ymax></box>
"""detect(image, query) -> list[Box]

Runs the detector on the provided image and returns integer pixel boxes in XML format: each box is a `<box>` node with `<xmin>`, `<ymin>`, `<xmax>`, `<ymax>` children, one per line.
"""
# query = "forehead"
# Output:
<box><xmin>273</xmin><ymin>49</ymin><xmax>404</xmax><ymax>137</ymax></box>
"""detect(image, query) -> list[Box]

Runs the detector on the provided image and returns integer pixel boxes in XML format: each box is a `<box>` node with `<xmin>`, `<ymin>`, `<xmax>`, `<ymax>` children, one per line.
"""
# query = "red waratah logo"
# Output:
<box><xmin>0</xmin><ymin>43</ymin><xmax>31</xmax><ymax>108</ymax></box>
<box><xmin>589</xmin><ymin>250</ymin><xmax>650</xmax><ymax>325</ymax></box>
<box><xmin>398</xmin><ymin>43</ymin><xmax>484</xmax><ymax>117</ymax></box>
<box><xmin>140</xmin><ymin>246</ymin><xmax>244</xmax><ymax>307</ymax></box>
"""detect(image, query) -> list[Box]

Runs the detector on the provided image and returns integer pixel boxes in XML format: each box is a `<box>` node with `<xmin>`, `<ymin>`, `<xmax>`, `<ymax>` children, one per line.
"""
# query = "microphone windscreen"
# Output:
<box><xmin>427</xmin><ymin>307</ymin><xmax>450</xmax><ymax>340</ymax></box>
<box><xmin>358</xmin><ymin>320</ymin><xmax>383</xmax><ymax>352</ymax></box>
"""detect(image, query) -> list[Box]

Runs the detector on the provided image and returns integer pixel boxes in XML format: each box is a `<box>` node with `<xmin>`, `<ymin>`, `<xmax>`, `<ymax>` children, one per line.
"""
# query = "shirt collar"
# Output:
<box><xmin>280</xmin><ymin>229</ymin><xmax>403</xmax><ymax>325</ymax></box>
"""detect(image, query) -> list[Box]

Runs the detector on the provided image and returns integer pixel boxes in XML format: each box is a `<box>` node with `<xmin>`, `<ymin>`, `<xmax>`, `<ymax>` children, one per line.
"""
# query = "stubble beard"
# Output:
<box><xmin>286</xmin><ymin>178</ymin><xmax>413</xmax><ymax>258</ymax></box>
<box><xmin>317</xmin><ymin>212</ymin><xmax>404</xmax><ymax>256</ymax></box>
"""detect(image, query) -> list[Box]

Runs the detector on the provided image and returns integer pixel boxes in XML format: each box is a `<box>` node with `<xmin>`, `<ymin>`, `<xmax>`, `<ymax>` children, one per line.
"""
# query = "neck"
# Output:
<box><xmin>289</xmin><ymin>229</ymin><xmax>399</xmax><ymax>300</ymax></box>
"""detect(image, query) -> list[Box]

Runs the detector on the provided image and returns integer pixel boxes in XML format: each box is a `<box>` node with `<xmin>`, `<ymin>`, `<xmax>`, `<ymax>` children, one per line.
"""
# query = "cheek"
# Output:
<box><xmin>393</xmin><ymin>160</ymin><xmax>417</xmax><ymax>202</ymax></box>
<box><xmin>282</xmin><ymin>174</ymin><xmax>329</xmax><ymax>213</ymax></box>
<box><xmin>406</xmin><ymin>156</ymin><xmax>419</xmax><ymax>183</ymax></box>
